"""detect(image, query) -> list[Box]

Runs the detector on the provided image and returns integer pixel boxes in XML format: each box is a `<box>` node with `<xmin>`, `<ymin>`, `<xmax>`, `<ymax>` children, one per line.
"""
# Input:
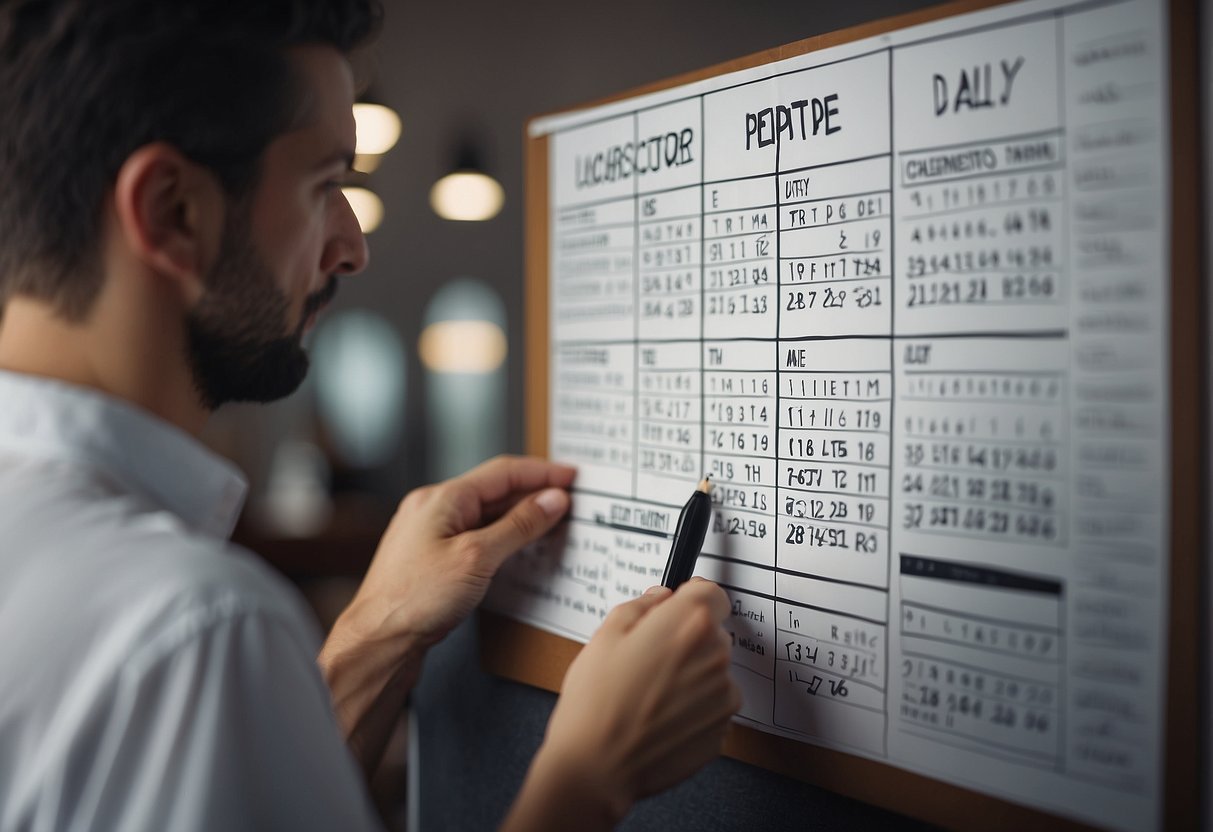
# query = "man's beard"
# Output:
<box><xmin>185</xmin><ymin>209</ymin><xmax>337</xmax><ymax>411</ymax></box>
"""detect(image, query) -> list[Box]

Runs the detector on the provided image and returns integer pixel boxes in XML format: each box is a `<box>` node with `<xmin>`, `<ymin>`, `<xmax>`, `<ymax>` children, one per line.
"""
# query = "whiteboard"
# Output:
<box><xmin>488</xmin><ymin>0</ymin><xmax>1179</xmax><ymax>829</ymax></box>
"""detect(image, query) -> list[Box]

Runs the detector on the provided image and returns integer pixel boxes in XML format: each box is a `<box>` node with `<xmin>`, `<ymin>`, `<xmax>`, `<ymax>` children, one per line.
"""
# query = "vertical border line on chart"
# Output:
<box><xmin>632</xmin><ymin>112</ymin><xmax>640</xmax><ymax>499</ymax></box>
<box><xmin>884</xmin><ymin>43</ymin><xmax>896</xmax><ymax>760</ymax></box>
<box><xmin>773</xmin><ymin>107</ymin><xmax>783</xmax><ymax>728</ymax></box>
<box><xmin>1054</xmin><ymin>5</ymin><xmax>1069</xmax><ymax>775</ymax></box>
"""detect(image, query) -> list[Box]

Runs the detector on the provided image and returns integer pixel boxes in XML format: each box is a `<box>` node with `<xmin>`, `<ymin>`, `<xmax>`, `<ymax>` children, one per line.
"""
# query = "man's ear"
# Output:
<box><xmin>111</xmin><ymin>143</ymin><xmax>226</xmax><ymax>304</ymax></box>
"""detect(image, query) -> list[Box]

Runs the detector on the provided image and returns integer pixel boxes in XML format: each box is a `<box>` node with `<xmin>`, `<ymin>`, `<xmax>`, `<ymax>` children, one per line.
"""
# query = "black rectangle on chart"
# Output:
<box><xmin>899</xmin><ymin>554</ymin><xmax>1063</xmax><ymax>597</ymax></box>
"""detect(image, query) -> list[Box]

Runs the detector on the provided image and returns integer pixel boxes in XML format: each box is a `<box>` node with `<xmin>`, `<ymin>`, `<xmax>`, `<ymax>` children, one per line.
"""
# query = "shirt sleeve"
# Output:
<box><xmin>68</xmin><ymin>603</ymin><xmax>385</xmax><ymax>832</ymax></box>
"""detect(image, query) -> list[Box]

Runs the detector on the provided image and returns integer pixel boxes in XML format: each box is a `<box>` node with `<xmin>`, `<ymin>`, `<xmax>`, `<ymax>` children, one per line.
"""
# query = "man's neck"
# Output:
<box><xmin>0</xmin><ymin>292</ymin><xmax>208</xmax><ymax>435</ymax></box>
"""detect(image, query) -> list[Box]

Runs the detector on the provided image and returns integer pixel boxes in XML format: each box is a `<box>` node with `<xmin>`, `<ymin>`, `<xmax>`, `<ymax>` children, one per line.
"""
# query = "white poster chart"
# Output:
<box><xmin>487</xmin><ymin>0</ymin><xmax>1171</xmax><ymax>829</ymax></box>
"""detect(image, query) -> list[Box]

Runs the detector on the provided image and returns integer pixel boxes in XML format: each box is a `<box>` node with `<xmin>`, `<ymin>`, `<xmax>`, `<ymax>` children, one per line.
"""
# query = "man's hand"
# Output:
<box><xmin>503</xmin><ymin>579</ymin><xmax>742</xmax><ymax>831</ymax></box>
<box><xmin>347</xmin><ymin>454</ymin><xmax>575</xmax><ymax>647</ymax></box>
<box><xmin>319</xmin><ymin>455</ymin><xmax>575</xmax><ymax>775</ymax></box>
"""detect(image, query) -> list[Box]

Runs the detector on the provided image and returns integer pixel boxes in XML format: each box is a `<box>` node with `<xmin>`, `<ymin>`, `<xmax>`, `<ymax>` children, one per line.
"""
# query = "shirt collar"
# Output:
<box><xmin>0</xmin><ymin>370</ymin><xmax>248</xmax><ymax>539</ymax></box>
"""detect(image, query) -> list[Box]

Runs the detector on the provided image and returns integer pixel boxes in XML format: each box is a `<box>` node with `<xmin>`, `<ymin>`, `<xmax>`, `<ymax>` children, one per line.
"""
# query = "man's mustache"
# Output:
<box><xmin>303</xmin><ymin>276</ymin><xmax>339</xmax><ymax>319</ymax></box>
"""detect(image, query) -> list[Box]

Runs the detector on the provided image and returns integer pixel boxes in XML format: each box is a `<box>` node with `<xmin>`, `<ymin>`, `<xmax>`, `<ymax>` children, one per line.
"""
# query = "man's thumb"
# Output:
<box><xmin>471</xmin><ymin>487</ymin><xmax>570</xmax><ymax>570</ymax></box>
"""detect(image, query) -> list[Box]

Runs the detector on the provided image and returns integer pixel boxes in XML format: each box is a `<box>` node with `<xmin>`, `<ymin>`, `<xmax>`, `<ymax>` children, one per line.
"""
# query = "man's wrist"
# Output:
<box><xmin>320</xmin><ymin>595</ymin><xmax>429</xmax><ymax>687</ymax></box>
<box><xmin>318</xmin><ymin>595</ymin><xmax>432</xmax><ymax>775</ymax></box>
<box><xmin>515</xmin><ymin>741</ymin><xmax>633</xmax><ymax>830</ymax></box>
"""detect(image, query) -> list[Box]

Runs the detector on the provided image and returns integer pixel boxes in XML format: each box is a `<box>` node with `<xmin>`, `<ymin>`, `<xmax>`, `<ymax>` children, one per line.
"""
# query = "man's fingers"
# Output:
<box><xmin>460</xmin><ymin>455</ymin><xmax>577</xmax><ymax>506</ymax></box>
<box><xmin>464</xmin><ymin>486</ymin><xmax>571</xmax><ymax>570</ymax></box>
<box><xmin>593</xmin><ymin>581</ymin><xmax>722</xmax><ymax>651</ymax></box>
<box><xmin>666</xmin><ymin>579</ymin><xmax>732</xmax><ymax>623</ymax></box>
<box><xmin>447</xmin><ymin>456</ymin><xmax>576</xmax><ymax>530</ymax></box>
<box><xmin>601</xmin><ymin>585</ymin><xmax>671</xmax><ymax>633</ymax></box>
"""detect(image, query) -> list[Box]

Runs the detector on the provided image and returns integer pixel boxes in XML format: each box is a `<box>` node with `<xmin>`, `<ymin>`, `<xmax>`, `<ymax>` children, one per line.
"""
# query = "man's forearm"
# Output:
<box><xmin>311</xmin><ymin>457</ymin><xmax>574</xmax><ymax>779</ymax></box>
<box><xmin>317</xmin><ymin>598</ymin><xmax>429</xmax><ymax>777</ymax></box>
<box><xmin>501</xmin><ymin>745</ymin><xmax>629</xmax><ymax>832</ymax></box>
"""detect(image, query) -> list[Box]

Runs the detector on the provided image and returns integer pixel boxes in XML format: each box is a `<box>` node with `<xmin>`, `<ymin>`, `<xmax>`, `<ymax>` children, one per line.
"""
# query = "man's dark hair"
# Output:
<box><xmin>0</xmin><ymin>0</ymin><xmax>382</xmax><ymax>320</ymax></box>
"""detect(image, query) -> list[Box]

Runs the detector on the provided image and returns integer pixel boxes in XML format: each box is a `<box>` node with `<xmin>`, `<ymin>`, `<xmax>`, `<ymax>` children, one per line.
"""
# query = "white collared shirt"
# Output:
<box><xmin>0</xmin><ymin>370</ymin><xmax>381</xmax><ymax>831</ymax></box>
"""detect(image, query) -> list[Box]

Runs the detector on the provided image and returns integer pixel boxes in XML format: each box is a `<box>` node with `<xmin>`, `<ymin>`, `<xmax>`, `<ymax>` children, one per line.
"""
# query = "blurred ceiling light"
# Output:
<box><xmin>353</xmin><ymin>102</ymin><xmax>402</xmax><ymax>155</ymax></box>
<box><xmin>352</xmin><ymin>153</ymin><xmax>382</xmax><ymax>174</ymax></box>
<box><xmin>419</xmin><ymin>319</ymin><xmax>507</xmax><ymax>373</ymax></box>
<box><xmin>342</xmin><ymin>186</ymin><xmax>383</xmax><ymax>234</ymax></box>
<box><xmin>430</xmin><ymin>141</ymin><xmax>504</xmax><ymax>221</ymax></box>
<box><xmin>430</xmin><ymin>171</ymin><xmax>504</xmax><ymax>221</ymax></box>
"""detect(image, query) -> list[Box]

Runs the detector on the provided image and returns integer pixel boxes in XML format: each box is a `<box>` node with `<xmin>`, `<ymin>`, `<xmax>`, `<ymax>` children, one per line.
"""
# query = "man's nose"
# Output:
<box><xmin>321</xmin><ymin>190</ymin><xmax>371</xmax><ymax>277</ymax></box>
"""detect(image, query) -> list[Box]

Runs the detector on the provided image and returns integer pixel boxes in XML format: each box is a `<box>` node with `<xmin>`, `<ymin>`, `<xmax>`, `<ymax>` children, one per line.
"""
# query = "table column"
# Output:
<box><xmin>767</xmin><ymin>50</ymin><xmax>893</xmax><ymax>755</ymax></box>
<box><xmin>547</xmin><ymin>114</ymin><xmax>640</xmax><ymax>495</ymax></box>
<box><xmin>699</xmin><ymin>81</ymin><xmax>780</xmax><ymax>725</ymax></box>
<box><xmin>701</xmin><ymin>340</ymin><xmax>777</xmax><ymax>723</ymax></box>
<box><xmin>491</xmin><ymin>114</ymin><xmax>640</xmax><ymax>638</ymax></box>
<box><xmin>633</xmin><ymin>99</ymin><xmax>704</xmax><ymax>513</ymax></box>
<box><xmin>1061</xmin><ymin>4</ymin><xmax>1169</xmax><ymax>798</ymax></box>
<box><xmin>890</xmin><ymin>18</ymin><xmax>1070</xmax><ymax>769</ymax></box>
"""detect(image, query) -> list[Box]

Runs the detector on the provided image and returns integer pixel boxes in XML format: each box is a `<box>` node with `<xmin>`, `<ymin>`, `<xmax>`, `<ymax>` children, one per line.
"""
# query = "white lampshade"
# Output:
<box><xmin>429</xmin><ymin>171</ymin><xmax>504</xmax><ymax>221</ymax></box>
<box><xmin>342</xmin><ymin>186</ymin><xmax>383</xmax><ymax>234</ymax></box>
<box><xmin>353</xmin><ymin>102</ymin><xmax>402</xmax><ymax>156</ymax></box>
<box><xmin>419</xmin><ymin>319</ymin><xmax>507</xmax><ymax>373</ymax></box>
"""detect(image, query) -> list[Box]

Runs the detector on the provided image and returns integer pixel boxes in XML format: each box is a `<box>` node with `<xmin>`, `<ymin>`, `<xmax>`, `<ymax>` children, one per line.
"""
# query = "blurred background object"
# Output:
<box><xmin>429</xmin><ymin>140</ymin><xmax>505</xmax><ymax>221</ymax></box>
<box><xmin>353</xmin><ymin>100</ymin><xmax>403</xmax><ymax>170</ymax></box>
<box><xmin>421</xmin><ymin>277</ymin><xmax>507</xmax><ymax>480</ymax></box>
<box><xmin>343</xmin><ymin>186</ymin><xmax>386</xmax><ymax>233</ymax></box>
<box><xmin>314</xmin><ymin>309</ymin><xmax>408</xmax><ymax>470</ymax></box>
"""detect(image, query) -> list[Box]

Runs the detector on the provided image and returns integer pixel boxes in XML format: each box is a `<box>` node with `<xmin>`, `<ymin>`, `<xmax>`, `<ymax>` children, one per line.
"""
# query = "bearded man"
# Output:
<box><xmin>0</xmin><ymin>2</ymin><xmax>739</xmax><ymax>829</ymax></box>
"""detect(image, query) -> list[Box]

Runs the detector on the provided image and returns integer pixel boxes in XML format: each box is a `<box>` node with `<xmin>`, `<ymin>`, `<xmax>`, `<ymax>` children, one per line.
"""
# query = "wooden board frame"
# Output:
<box><xmin>481</xmin><ymin>1</ymin><xmax>1206</xmax><ymax>828</ymax></box>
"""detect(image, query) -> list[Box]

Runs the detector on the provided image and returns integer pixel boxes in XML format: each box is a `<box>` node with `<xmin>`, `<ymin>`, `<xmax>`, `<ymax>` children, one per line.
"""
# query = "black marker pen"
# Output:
<box><xmin>660</xmin><ymin>477</ymin><xmax>713</xmax><ymax>589</ymax></box>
